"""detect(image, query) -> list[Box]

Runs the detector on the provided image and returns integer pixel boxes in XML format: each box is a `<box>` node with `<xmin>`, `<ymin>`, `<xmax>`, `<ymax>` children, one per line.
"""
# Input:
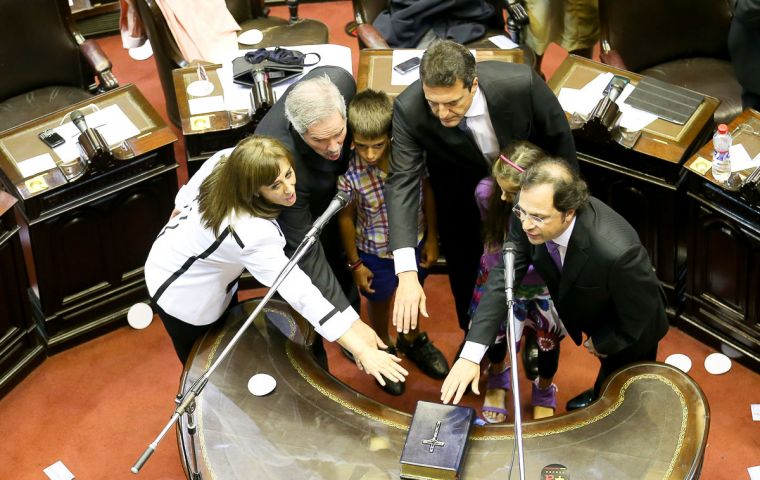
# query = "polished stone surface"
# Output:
<box><xmin>179</xmin><ymin>299</ymin><xmax>708</xmax><ymax>479</ymax></box>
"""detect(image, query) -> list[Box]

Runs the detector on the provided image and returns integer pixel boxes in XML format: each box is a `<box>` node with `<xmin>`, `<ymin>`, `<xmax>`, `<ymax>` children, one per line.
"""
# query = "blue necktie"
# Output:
<box><xmin>546</xmin><ymin>240</ymin><xmax>563</xmax><ymax>271</ymax></box>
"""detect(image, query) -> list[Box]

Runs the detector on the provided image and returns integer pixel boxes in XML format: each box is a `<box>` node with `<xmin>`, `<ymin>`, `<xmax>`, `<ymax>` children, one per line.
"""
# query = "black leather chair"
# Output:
<box><xmin>598</xmin><ymin>0</ymin><xmax>743</xmax><ymax>124</ymax></box>
<box><xmin>136</xmin><ymin>0</ymin><xmax>329</xmax><ymax>127</ymax></box>
<box><xmin>0</xmin><ymin>0</ymin><xmax>118</xmax><ymax>132</ymax></box>
<box><xmin>351</xmin><ymin>0</ymin><xmax>536</xmax><ymax>68</ymax></box>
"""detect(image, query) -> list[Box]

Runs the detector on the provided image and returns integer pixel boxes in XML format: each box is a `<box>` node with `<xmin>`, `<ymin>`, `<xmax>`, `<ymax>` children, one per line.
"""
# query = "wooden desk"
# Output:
<box><xmin>172</xmin><ymin>64</ymin><xmax>257</xmax><ymax>177</ymax></box>
<box><xmin>547</xmin><ymin>56</ymin><xmax>719</xmax><ymax>313</ymax></box>
<box><xmin>680</xmin><ymin>109</ymin><xmax>760</xmax><ymax>371</ymax></box>
<box><xmin>356</xmin><ymin>48</ymin><xmax>525</xmax><ymax>96</ymax></box>
<box><xmin>176</xmin><ymin>298</ymin><xmax>708</xmax><ymax>480</ymax></box>
<box><xmin>0</xmin><ymin>192</ymin><xmax>44</xmax><ymax>399</ymax></box>
<box><xmin>0</xmin><ymin>84</ymin><xmax>178</xmax><ymax>352</ymax></box>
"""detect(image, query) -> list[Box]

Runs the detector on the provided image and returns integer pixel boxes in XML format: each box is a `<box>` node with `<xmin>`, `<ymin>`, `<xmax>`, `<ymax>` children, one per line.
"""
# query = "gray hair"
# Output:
<box><xmin>284</xmin><ymin>74</ymin><xmax>347</xmax><ymax>134</ymax></box>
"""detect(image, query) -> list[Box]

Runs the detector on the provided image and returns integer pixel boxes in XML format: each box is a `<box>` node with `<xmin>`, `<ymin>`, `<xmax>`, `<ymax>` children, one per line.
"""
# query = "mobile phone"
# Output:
<box><xmin>38</xmin><ymin>129</ymin><xmax>65</xmax><ymax>148</ymax></box>
<box><xmin>393</xmin><ymin>56</ymin><xmax>421</xmax><ymax>75</ymax></box>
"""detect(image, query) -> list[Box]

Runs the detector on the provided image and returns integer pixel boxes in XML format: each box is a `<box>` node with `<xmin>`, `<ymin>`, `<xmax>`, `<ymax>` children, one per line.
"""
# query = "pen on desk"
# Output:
<box><xmin>197</xmin><ymin>64</ymin><xmax>208</xmax><ymax>82</ymax></box>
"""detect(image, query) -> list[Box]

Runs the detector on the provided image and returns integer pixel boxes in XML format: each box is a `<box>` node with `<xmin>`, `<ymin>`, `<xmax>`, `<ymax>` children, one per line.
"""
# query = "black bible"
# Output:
<box><xmin>400</xmin><ymin>401</ymin><xmax>476</xmax><ymax>480</ymax></box>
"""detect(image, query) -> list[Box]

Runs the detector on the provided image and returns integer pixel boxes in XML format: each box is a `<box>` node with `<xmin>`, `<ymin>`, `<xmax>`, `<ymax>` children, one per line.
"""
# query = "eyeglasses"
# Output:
<box><xmin>512</xmin><ymin>204</ymin><xmax>553</xmax><ymax>226</ymax></box>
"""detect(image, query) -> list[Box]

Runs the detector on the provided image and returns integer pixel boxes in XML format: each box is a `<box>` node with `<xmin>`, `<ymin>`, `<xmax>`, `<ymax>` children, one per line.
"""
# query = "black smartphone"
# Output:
<box><xmin>393</xmin><ymin>56</ymin><xmax>421</xmax><ymax>75</ymax></box>
<box><xmin>38</xmin><ymin>129</ymin><xmax>65</xmax><ymax>148</ymax></box>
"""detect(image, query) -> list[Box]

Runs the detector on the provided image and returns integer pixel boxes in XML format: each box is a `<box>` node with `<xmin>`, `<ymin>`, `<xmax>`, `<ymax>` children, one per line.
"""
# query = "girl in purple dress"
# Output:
<box><xmin>469</xmin><ymin>141</ymin><xmax>567</xmax><ymax>423</ymax></box>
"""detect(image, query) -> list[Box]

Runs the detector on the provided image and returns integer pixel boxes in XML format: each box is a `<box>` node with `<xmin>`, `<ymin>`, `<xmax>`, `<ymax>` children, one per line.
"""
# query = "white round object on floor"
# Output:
<box><xmin>128</xmin><ymin>40</ymin><xmax>153</xmax><ymax>61</ymax></box>
<box><xmin>127</xmin><ymin>302</ymin><xmax>153</xmax><ymax>329</ymax></box>
<box><xmin>664</xmin><ymin>353</ymin><xmax>692</xmax><ymax>373</ymax></box>
<box><xmin>704</xmin><ymin>352</ymin><xmax>732</xmax><ymax>375</ymax></box>
<box><xmin>248</xmin><ymin>373</ymin><xmax>276</xmax><ymax>396</ymax></box>
<box><xmin>238</xmin><ymin>29</ymin><xmax>264</xmax><ymax>45</ymax></box>
<box><xmin>186</xmin><ymin>80</ymin><xmax>214</xmax><ymax>97</ymax></box>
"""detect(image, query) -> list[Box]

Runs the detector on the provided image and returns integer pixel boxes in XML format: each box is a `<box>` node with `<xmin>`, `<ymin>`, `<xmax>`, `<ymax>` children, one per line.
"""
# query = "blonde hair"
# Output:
<box><xmin>482</xmin><ymin>141</ymin><xmax>546</xmax><ymax>246</ymax></box>
<box><xmin>348</xmin><ymin>89</ymin><xmax>392</xmax><ymax>139</ymax></box>
<box><xmin>198</xmin><ymin>135</ymin><xmax>293</xmax><ymax>235</ymax></box>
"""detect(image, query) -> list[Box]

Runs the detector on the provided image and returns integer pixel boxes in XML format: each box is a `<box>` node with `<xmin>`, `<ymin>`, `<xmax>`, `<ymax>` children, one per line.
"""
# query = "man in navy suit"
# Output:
<box><xmin>441</xmin><ymin>158</ymin><xmax>668</xmax><ymax>409</ymax></box>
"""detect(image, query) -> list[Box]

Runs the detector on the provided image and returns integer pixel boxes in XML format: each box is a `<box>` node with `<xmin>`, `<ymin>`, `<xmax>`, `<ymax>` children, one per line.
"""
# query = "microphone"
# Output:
<box><xmin>503</xmin><ymin>241</ymin><xmax>516</xmax><ymax>293</ymax></box>
<box><xmin>305</xmin><ymin>191</ymin><xmax>350</xmax><ymax>239</ymax></box>
<box><xmin>70</xmin><ymin>110</ymin><xmax>88</xmax><ymax>133</ymax></box>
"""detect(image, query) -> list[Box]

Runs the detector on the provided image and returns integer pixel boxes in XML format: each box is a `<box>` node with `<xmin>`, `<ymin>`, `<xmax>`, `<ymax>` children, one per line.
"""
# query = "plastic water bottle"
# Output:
<box><xmin>712</xmin><ymin>124</ymin><xmax>732</xmax><ymax>183</ymax></box>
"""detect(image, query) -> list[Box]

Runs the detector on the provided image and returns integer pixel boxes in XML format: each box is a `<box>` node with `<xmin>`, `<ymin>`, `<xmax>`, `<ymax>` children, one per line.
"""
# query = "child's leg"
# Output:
<box><xmin>367</xmin><ymin>298</ymin><xmax>393</xmax><ymax>347</ymax></box>
<box><xmin>482</xmin><ymin>340</ymin><xmax>510</xmax><ymax>423</ymax></box>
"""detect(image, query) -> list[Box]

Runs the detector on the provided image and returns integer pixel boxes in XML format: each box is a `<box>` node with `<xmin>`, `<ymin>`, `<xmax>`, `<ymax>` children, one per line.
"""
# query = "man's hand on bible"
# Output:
<box><xmin>441</xmin><ymin>358</ymin><xmax>480</xmax><ymax>405</ymax></box>
<box><xmin>392</xmin><ymin>271</ymin><xmax>428</xmax><ymax>334</ymax></box>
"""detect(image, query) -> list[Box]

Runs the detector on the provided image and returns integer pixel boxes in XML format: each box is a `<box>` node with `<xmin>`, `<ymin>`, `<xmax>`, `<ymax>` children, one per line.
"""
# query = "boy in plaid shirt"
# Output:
<box><xmin>337</xmin><ymin>89</ymin><xmax>449</xmax><ymax>396</ymax></box>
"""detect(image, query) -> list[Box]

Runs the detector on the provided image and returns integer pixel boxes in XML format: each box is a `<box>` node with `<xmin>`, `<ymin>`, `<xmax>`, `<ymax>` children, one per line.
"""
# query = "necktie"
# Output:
<box><xmin>546</xmin><ymin>240</ymin><xmax>563</xmax><ymax>271</ymax></box>
<box><xmin>458</xmin><ymin>118</ymin><xmax>475</xmax><ymax>144</ymax></box>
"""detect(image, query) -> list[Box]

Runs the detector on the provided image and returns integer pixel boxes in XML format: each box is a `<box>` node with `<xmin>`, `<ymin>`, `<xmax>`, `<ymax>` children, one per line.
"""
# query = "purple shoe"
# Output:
<box><xmin>481</xmin><ymin>367</ymin><xmax>511</xmax><ymax>423</ymax></box>
<box><xmin>531</xmin><ymin>379</ymin><xmax>557</xmax><ymax>409</ymax></box>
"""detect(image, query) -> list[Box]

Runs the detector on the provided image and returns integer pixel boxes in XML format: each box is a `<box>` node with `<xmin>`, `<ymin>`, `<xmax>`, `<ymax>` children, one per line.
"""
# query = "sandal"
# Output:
<box><xmin>532</xmin><ymin>378</ymin><xmax>558</xmax><ymax>420</ymax></box>
<box><xmin>481</xmin><ymin>366</ymin><xmax>511</xmax><ymax>424</ymax></box>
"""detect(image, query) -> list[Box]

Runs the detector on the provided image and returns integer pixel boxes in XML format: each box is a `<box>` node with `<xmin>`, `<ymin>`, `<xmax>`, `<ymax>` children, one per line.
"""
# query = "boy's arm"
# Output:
<box><xmin>337</xmin><ymin>202</ymin><xmax>376</xmax><ymax>294</ymax></box>
<box><xmin>419</xmin><ymin>177</ymin><xmax>440</xmax><ymax>268</ymax></box>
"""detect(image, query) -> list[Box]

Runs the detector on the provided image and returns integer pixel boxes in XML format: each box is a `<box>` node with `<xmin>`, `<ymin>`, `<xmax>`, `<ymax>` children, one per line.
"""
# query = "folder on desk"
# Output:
<box><xmin>624</xmin><ymin>77</ymin><xmax>704</xmax><ymax>125</ymax></box>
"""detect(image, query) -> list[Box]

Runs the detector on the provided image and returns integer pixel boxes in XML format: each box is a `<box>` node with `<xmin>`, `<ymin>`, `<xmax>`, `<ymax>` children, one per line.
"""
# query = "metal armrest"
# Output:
<box><xmin>356</xmin><ymin>23</ymin><xmax>390</xmax><ymax>49</ymax></box>
<box><xmin>80</xmin><ymin>39</ymin><xmax>119</xmax><ymax>92</ymax></box>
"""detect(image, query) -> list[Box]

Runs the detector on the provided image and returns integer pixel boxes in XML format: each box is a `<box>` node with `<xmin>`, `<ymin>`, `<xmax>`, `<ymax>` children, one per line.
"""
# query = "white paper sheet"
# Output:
<box><xmin>729</xmin><ymin>143</ymin><xmax>760</xmax><ymax>172</ymax></box>
<box><xmin>749</xmin><ymin>465</ymin><xmax>760</xmax><ymax>480</ymax></box>
<box><xmin>488</xmin><ymin>35</ymin><xmax>519</xmax><ymax>50</ymax></box>
<box><xmin>751</xmin><ymin>403</ymin><xmax>760</xmax><ymax>421</ymax></box>
<box><xmin>17</xmin><ymin>153</ymin><xmax>57</xmax><ymax>179</ymax></box>
<box><xmin>43</xmin><ymin>460</ymin><xmax>75</xmax><ymax>480</ymax></box>
<box><xmin>188</xmin><ymin>95</ymin><xmax>226</xmax><ymax>115</ymax></box>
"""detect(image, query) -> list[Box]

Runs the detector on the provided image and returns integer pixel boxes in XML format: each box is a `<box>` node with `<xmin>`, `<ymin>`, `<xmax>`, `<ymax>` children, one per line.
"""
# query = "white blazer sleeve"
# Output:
<box><xmin>239</xmin><ymin>219</ymin><xmax>358</xmax><ymax>341</ymax></box>
<box><xmin>175</xmin><ymin>147</ymin><xmax>234</xmax><ymax>209</ymax></box>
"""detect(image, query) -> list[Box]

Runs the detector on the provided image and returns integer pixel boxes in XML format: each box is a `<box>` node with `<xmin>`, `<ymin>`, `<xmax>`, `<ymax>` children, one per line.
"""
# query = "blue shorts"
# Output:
<box><xmin>358</xmin><ymin>245</ymin><xmax>428</xmax><ymax>302</ymax></box>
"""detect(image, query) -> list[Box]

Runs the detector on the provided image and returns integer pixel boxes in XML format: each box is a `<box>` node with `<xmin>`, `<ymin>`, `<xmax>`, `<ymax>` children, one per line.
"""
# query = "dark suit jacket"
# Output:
<box><xmin>468</xmin><ymin>197</ymin><xmax>668</xmax><ymax>357</ymax></box>
<box><xmin>386</xmin><ymin>61</ymin><xmax>577</xmax><ymax>251</ymax></box>
<box><xmin>255</xmin><ymin>66</ymin><xmax>356</xmax><ymax>310</ymax></box>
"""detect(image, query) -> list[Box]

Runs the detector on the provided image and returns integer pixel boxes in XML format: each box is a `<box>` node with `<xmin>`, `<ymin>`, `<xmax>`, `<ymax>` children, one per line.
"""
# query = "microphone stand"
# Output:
<box><xmin>503</xmin><ymin>246</ymin><xmax>526</xmax><ymax>480</ymax></box>
<box><xmin>131</xmin><ymin>233</ymin><xmax>320</xmax><ymax>475</ymax></box>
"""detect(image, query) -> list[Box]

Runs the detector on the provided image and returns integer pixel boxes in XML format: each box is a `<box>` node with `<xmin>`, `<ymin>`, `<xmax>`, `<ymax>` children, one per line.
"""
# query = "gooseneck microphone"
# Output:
<box><xmin>70</xmin><ymin>110</ymin><xmax>89</xmax><ymax>133</ymax></box>
<box><xmin>305</xmin><ymin>191</ymin><xmax>350</xmax><ymax>239</ymax></box>
<box><xmin>503</xmin><ymin>241</ymin><xmax>516</xmax><ymax>294</ymax></box>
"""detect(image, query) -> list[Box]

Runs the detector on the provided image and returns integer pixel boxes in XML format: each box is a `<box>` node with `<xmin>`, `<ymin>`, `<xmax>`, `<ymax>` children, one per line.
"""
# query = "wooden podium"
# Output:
<box><xmin>0</xmin><ymin>84</ymin><xmax>179</xmax><ymax>352</ymax></box>
<box><xmin>681</xmin><ymin>109</ymin><xmax>760</xmax><ymax>371</ymax></box>
<box><xmin>547</xmin><ymin>56</ymin><xmax>719</xmax><ymax>314</ymax></box>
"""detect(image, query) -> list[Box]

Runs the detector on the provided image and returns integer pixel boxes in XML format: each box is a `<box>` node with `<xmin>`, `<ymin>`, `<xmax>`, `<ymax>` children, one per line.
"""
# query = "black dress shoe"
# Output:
<box><xmin>521</xmin><ymin>331</ymin><xmax>539</xmax><ymax>381</ymax></box>
<box><xmin>396</xmin><ymin>332</ymin><xmax>450</xmax><ymax>379</ymax></box>
<box><xmin>566</xmin><ymin>388</ymin><xmax>596</xmax><ymax>411</ymax></box>
<box><xmin>376</xmin><ymin>347</ymin><xmax>405</xmax><ymax>395</ymax></box>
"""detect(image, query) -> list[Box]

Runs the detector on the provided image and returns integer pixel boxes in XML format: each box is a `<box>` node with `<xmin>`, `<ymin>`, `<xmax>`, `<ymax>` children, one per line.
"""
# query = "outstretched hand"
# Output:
<box><xmin>337</xmin><ymin>321</ymin><xmax>408</xmax><ymax>385</ymax></box>
<box><xmin>440</xmin><ymin>358</ymin><xmax>480</xmax><ymax>404</ymax></box>
<box><xmin>392</xmin><ymin>271</ymin><xmax>428</xmax><ymax>333</ymax></box>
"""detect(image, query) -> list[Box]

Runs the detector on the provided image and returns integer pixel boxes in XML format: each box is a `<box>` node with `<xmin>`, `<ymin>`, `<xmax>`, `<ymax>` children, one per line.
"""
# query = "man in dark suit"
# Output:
<box><xmin>386</xmin><ymin>40</ymin><xmax>577</xmax><ymax>341</ymax></box>
<box><xmin>441</xmin><ymin>158</ymin><xmax>669</xmax><ymax>409</ymax></box>
<box><xmin>255</xmin><ymin>67</ymin><xmax>365</xmax><ymax>362</ymax></box>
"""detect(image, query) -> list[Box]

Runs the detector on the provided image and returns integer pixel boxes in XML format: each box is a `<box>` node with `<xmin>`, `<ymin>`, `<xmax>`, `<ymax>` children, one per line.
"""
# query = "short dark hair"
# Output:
<box><xmin>348</xmin><ymin>89</ymin><xmax>392</xmax><ymax>139</ymax></box>
<box><xmin>521</xmin><ymin>158</ymin><xmax>590</xmax><ymax>213</ymax></box>
<box><xmin>419</xmin><ymin>40</ymin><xmax>476</xmax><ymax>90</ymax></box>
